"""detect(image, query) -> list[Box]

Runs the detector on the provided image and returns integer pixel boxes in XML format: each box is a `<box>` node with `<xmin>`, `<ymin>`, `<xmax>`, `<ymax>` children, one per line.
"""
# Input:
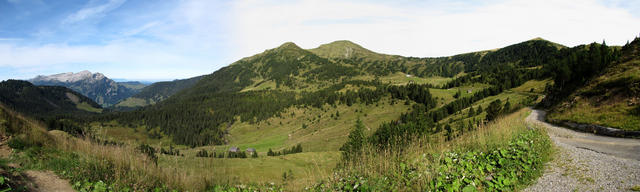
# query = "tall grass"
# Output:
<box><xmin>317</xmin><ymin>108</ymin><xmax>549</xmax><ymax>191</ymax></box>
<box><xmin>6</xmin><ymin>104</ymin><xmax>548</xmax><ymax>191</ymax></box>
<box><xmin>4</xmin><ymin>109</ymin><xmax>211</xmax><ymax>191</ymax></box>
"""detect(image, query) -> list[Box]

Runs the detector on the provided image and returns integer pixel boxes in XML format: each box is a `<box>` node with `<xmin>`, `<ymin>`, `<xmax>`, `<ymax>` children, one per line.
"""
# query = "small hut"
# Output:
<box><xmin>229</xmin><ymin>146</ymin><xmax>239</xmax><ymax>153</ymax></box>
<box><xmin>246</xmin><ymin>148</ymin><xmax>256</xmax><ymax>154</ymax></box>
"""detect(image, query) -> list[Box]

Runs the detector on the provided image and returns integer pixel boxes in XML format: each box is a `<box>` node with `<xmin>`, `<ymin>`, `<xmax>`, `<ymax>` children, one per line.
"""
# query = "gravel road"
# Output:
<box><xmin>524</xmin><ymin>109</ymin><xmax>640</xmax><ymax>192</ymax></box>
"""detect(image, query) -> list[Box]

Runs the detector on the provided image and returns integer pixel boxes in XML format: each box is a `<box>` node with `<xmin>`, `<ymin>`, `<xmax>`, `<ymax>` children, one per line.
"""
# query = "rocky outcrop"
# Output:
<box><xmin>29</xmin><ymin>71</ymin><xmax>145</xmax><ymax>107</ymax></box>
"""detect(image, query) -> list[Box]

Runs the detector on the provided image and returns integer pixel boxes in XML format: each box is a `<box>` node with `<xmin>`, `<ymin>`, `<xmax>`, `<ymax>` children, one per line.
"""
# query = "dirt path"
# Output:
<box><xmin>524</xmin><ymin>109</ymin><xmax>640</xmax><ymax>191</ymax></box>
<box><xmin>24</xmin><ymin>170</ymin><xmax>74</xmax><ymax>192</ymax></box>
<box><xmin>0</xmin><ymin>141</ymin><xmax>74</xmax><ymax>192</ymax></box>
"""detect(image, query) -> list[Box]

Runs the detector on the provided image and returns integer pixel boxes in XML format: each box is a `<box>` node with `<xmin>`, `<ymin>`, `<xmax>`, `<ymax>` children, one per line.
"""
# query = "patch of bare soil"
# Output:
<box><xmin>23</xmin><ymin>170</ymin><xmax>74</xmax><ymax>192</ymax></box>
<box><xmin>0</xmin><ymin>138</ymin><xmax>73</xmax><ymax>192</ymax></box>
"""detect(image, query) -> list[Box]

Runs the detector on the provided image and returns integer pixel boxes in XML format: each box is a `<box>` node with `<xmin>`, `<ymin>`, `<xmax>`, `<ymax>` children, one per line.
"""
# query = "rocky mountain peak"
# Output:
<box><xmin>31</xmin><ymin>70</ymin><xmax>104</xmax><ymax>83</ymax></box>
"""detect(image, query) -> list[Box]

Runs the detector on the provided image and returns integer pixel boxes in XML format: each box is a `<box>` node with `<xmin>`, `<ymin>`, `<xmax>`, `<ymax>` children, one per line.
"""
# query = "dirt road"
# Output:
<box><xmin>524</xmin><ymin>109</ymin><xmax>640</xmax><ymax>191</ymax></box>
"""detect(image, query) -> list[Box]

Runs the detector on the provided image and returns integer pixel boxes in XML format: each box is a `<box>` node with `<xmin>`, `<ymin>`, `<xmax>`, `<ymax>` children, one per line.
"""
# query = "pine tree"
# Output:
<box><xmin>486</xmin><ymin>99</ymin><xmax>503</xmax><ymax>122</ymax></box>
<box><xmin>468</xmin><ymin>106</ymin><xmax>475</xmax><ymax>117</ymax></box>
<box><xmin>503</xmin><ymin>100</ymin><xmax>511</xmax><ymax>113</ymax></box>
<box><xmin>267</xmin><ymin>148</ymin><xmax>274</xmax><ymax>156</ymax></box>
<box><xmin>453</xmin><ymin>89</ymin><xmax>461</xmax><ymax>99</ymax></box>
<box><xmin>340</xmin><ymin>118</ymin><xmax>366</xmax><ymax>160</ymax></box>
<box><xmin>444</xmin><ymin>124</ymin><xmax>453</xmax><ymax>141</ymax></box>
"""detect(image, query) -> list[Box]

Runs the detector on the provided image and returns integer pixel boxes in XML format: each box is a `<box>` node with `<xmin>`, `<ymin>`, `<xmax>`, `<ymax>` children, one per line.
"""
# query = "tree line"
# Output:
<box><xmin>267</xmin><ymin>144</ymin><xmax>303</xmax><ymax>156</ymax></box>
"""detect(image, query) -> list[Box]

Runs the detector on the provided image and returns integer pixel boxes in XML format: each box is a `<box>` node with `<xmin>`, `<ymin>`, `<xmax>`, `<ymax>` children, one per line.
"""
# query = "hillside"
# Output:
<box><xmin>7</xmin><ymin>36</ymin><xmax>633</xmax><ymax>191</ymax></box>
<box><xmin>0</xmin><ymin>80</ymin><xmax>102</xmax><ymax>119</ymax></box>
<box><xmin>29</xmin><ymin>70</ymin><xmax>144</xmax><ymax>107</ymax></box>
<box><xmin>107</xmin><ymin>38</ymin><xmax>562</xmax><ymax>147</ymax></box>
<box><xmin>114</xmin><ymin>75</ymin><xmax>204</xmax><ymax>109</ymax></box>
<box><xmin>547</xmin><ymin>37</ymin><xmax>640</xmax><ymax>131</ymax></box>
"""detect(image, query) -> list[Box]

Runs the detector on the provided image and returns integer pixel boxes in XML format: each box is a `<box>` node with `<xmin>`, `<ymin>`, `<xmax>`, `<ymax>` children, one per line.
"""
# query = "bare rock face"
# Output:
<box><xmin>29</xmin><ymin>71</ymin><xmax>145</xmax><ymax>107</ymax></box>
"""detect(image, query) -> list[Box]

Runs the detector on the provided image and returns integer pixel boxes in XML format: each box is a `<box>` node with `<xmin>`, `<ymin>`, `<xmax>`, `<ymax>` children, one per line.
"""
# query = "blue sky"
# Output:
<box><xmin>1</xmin><ymin>0</ymin><xmax>639</xmax><ymax>81</ymax></box>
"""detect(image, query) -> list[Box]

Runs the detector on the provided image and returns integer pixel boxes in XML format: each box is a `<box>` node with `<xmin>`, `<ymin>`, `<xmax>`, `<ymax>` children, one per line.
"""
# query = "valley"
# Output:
<box><xmin>0</xmin><ymin>36</ymin><xmax>638</xmax><ymax>191</ymax></box>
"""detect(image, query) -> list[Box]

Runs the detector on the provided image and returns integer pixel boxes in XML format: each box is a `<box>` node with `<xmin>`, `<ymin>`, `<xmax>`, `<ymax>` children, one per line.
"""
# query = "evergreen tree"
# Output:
<box><xmin>267</xmin><ymin>148</ymin><xmax>274</xmax><ymax>156</ymax></box>
<box><xmin>468</xmin><ymin>106</ymin><xmax>475</xmax><ymax>118</ymax></box>
<box><xmin>503</xmin><ymin>100</ymin><xmax>511</xmax><ymax>113</ymax></box>
<box><xmin>340</xmin><ymin>118</ymin><xmax>366</xmax><ymax>160</ymax></box>
<box><xmin>444</xmin><ymin>124</ymin><xmax>453</xmax><ymax>141</ymax></box>
<box><xmin>486</xmin><ymin>99</ymin><xmax>503</xmax><ymax>122</ymax></box>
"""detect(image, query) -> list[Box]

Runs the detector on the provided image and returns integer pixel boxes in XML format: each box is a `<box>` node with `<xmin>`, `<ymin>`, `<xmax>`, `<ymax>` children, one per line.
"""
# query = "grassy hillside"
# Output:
<box><xmin>114</xmin><ymin>75</ymin><xmax>204</xmax><ymax>109</ymax></box>
<box><xmin>317</xmin><ymin>108</ymin><xmax>552</xmax><ymax>191</ymax></box>
<box><xmin>106</xmin><ymin>38</ymin><xmax>561</xmax><ymax>147</ymax></box>
<box><xmin>547</xmin><ymin>37</ymin><xmax>640</xmax><ymax>131</ymax></box>
<box><xmin>0</xmin><ymin>80</ymin><xmax>102</xmax><ymax>119</ymax></box>
<box><xmin>9</xmin><ymin>36</ymin><xmax>628</xmax><ymax>191</ymax></box>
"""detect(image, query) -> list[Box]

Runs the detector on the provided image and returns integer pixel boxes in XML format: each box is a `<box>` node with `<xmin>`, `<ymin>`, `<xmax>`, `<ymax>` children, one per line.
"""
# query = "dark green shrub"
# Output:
<box><xmin>196</xmin><ymin>149</ymin><xmax>208</xmax><ymax>157</ymax></box>
<box><xmin>7</xmin><ymin>137</ymin><xmax>27</xmax><ymax>150</ymax></box>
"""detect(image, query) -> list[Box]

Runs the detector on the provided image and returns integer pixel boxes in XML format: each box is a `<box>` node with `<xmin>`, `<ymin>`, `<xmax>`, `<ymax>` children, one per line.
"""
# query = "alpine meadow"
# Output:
<box><xmin>1</xmin><ymin>1</ymin><xmax>640</xmax><ymax>191</ymax></box>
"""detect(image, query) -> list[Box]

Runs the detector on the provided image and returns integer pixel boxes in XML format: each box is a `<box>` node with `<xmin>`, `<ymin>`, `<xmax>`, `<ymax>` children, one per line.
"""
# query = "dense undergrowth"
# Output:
<box><xmin>312</xmin><ymin>109</ymin><xmax>552</xmax><ymax>191</ymax></box>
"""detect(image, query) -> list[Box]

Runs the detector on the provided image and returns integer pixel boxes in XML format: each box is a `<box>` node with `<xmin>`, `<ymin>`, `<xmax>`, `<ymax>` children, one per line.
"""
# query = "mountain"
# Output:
<box><xmin>113</xmin><ymin>75</ymin><xmax>204</xmax><ymax>109</ymax></box>
<box><xmin>547</xmin><ymin>37</ymin><xmax>639</xmax><ymax>131</ymax></box>
<box><xmin>0</xmin><ymin>80</ymin><xmax>102</xmax><ymax>119</ymax></box>
<box><xmin>118</xmin><ymin>81</ymin><xmax>148</xmax><ymax>90</ymax></box>
<box><xmin>108</xmin><ymin>38</ymin><xmax>564</xmax><ymax>146</ymax></box>
<box><xmin>29</xmin><ymin>70</ymin><xmax>145</xmax><ymax>107</ymax></box>
<box><xmin>309</xmin><ymin>40</ymin><xmax>393</xmax><ymax>60</ymax></box>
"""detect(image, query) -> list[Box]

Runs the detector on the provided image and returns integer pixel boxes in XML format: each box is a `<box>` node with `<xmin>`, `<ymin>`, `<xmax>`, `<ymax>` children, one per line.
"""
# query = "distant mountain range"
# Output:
<box><xmin>29</xmin><ymin>70</ymin><xmax>146</xmax><ymax>107</ymax></box>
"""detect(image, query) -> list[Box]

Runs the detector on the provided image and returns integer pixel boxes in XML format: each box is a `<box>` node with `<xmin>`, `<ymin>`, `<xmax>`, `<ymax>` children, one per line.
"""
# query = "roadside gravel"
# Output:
<box><xmin>523</xmin><ymin>109</ymin><xmax>640</xmax><ymax>192</ymax></box>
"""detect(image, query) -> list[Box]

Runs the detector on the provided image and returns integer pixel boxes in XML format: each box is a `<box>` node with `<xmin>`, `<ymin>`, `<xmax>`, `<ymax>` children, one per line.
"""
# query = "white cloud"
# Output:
<box><xmin>0</xmin><ymin>40</ymin><xmax>215</xmax><ymax>80</ymax></box>
<box><xmin>229</xmin><ymin>0</ymin><xmax>640</xmax><ymax>57</ymax></box>
<box><xmin>62</xmin><ymin>0</ymin><xmax>127</xmax><ymax>24</ymax></box>
<box><xmin>2</xmin><ymin>0</ymin><xmax>640</xmax><ymax>81</ymax></box>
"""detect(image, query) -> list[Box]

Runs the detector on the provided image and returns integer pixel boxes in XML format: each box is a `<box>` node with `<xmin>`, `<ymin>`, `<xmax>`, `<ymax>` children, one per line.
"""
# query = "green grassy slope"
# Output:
<box><xmin>109</xmin><ymin>38</ymin><xmax>563</xmax><ymax>147</ymax></box>
<box><xmin>114</xmin><ymin>75</ymin><xmax>204</xmax><ymax>109</ymax></box>
<box><xmin>548</xmin><ymin>37</ymin><xmax>640</xmax><ymax>131</ymax></box>
<box><xmin>0</xmin><ymin>80</ymin><xmax>102</xmax><ymax>119</ymax></box>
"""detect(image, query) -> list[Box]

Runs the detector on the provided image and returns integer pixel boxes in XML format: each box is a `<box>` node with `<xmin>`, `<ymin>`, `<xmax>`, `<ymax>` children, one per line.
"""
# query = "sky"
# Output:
<box><xmin>1</xmin><ymin>0</ymin><xmax>639</xmax><ymax>81</ymax></box>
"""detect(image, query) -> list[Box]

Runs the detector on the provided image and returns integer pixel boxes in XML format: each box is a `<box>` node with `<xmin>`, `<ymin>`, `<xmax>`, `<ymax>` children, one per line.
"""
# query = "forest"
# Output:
<box><xmin>90</xmin><ymin>38</ymin><xmax>623</xmax><ymax>148</ymax></box>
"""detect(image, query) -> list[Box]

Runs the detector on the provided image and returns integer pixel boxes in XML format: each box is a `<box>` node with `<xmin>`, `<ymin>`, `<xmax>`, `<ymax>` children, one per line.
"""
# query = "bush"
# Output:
<box><xmin>136</xmin><ymin>144</ymin><xmax>157</xmax><ymax>165</ymax></box>
<box><xmin>429</xmin><ymin>129</ymin><xmax>552</xmax><ymax>191</ymax></box>
<box><xmin>316</xmin><ymin>128</ymin><xmax>552</xmax><ymax>191</ymax></box>
<box><xmin>196</xmin><ymin>149</ymin><xmax>208</xmax><ymax>157</ymax></box>
<box><xmin>8</xmin><ymin>137</ymin><xmax>27</xmax><ymax>150</ymax></box>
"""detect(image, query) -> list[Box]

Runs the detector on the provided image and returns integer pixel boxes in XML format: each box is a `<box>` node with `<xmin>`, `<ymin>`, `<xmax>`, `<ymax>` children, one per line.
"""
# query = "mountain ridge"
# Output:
<box><xmin>110</xmin><ymin>37</ymin><xmax>568</xmax><ymax>146</ymax></box>
<box><xmin>113</xmin><ymin>75</ymin><xmax>205</xmax><ymax>109</ymax></box>
<box><xmin>0</xmin><ymin>80</ymin><xmax>102</xmax><ymax>119</ymax></box>
<box><xmin>29</xmin><ymin>70</ymin><xmax>145</xmax><ymax>107</ymax></box>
